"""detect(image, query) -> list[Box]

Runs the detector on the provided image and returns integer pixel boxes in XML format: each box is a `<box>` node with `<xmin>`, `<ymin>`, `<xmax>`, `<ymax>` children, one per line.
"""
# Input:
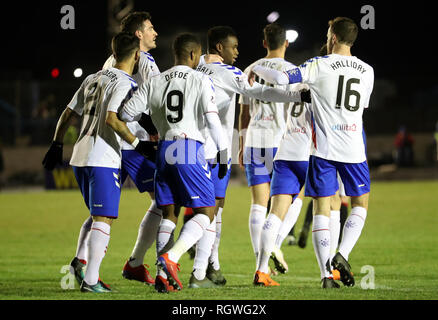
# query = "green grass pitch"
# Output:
<box><xmin>0</xmin><ymin>180</ymin><xmax>437</xmax><ymax>300</ymax></box>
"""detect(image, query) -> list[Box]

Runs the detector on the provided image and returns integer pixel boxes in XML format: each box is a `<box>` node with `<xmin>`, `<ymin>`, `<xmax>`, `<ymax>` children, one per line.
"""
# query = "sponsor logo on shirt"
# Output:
<box><xmin>288</xmin><ymin>126</ymin><xmax>307</xmax><ymax>134</ymax></box>
<box><xmin>254</xmin><ymin>114</ymin><xmax>274</xmax><ymax>121</ymax></box>
<box><xmin>331</xmin><ymin>124</ymin><xmax>357</xmax><ymax>132</ymax></box>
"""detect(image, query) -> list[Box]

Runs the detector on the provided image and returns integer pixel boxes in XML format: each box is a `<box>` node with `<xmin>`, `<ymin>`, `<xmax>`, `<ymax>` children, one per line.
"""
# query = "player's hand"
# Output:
<box><xmin>300</xmin><ymin>90</ymin><xmax>311</xmax><ymax>103</ymax></box>
<box><xmin>204</xmin><ymin>54</ymin><xmax>224</xmax><ymax>64</ymax></box>
<box><xmin>247</xmin><ymin>69</ymin><xmax>256</xmax><ymax>87</ymax></box>
<box><xmin>42</xmin><ymin>141</ymin><xmax>63</xmax><ymax>171</ymax></box>
<box><xmin>238</xmin><ymin>147</ymin><xmax>244</xmax><ymax>171</ymax></box>
<box><xmin>212</xmin><ymin>149</ymin><xmax>228</xmax><ymax>179</ymax></box>
<box><xmin>135</xmin><ymin>140</ymin><xmax>158</xmax><ymax>160</ymax></box>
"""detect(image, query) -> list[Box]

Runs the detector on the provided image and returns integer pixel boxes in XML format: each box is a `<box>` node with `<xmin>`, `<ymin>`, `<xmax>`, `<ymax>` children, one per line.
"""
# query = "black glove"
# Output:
<box><xmin>135</xmin><ymin>140</ymin><xmax>158</xmax><ymax>160</ymax></box>
<box><xmin>300</xmin><ymin>90</ymin><xmax>311</xmax><ymax>103</ymax></box>
<box><xmin>212</xmin><ymin>149</ymin><xmax>228</xmax><ymax>179</ymax></box>
<box><xmin>138</xmin><ymin>113</ymin><xmax>158</xmax><ymax>136</ymax></box>
<box><xmin>42</xmin><ymin>141</ymin><xmax>63</xmax><ymax>171</ymax></box>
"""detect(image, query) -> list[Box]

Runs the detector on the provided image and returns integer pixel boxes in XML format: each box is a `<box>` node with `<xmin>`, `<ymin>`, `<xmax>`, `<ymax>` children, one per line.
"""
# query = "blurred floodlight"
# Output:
<box><xmin>74</xmin><ymin>68</ymin><xmax>83</xmax><ymax>78</ymax></box>
<box><xmin>286</xmin><ymin>30</ymin><xmax>299</xmax><ymax>43</ymax></box>
<box><xmin>267</xmin><ymin>11</ymin><xmax>280</xmax><ymax>23</ymax></box>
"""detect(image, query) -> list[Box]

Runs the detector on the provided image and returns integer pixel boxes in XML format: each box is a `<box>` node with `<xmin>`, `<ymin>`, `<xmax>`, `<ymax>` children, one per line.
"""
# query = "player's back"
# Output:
<box><xmin>146</xmin><ymin>65</ymin><xmax>214</xmax><ymax>143</ymax></box>
<box><xmin>69</xmin><ymin>67</ymin><xmax>138</xmax><ymax>169</ymax></box>
<box><xmin>242</xmin><ymin>57</ymin><xmax>295</xmax><ymax>148</ymax></box>
<box><xmin>300</xmin><ymin>54</ymin><xmax>374</xmax><ymax>163</ymax></box>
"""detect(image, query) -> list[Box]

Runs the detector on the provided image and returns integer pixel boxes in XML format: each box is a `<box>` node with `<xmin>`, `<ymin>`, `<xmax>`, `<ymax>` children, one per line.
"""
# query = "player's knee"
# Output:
<box><xmin>92</xmin><ymin>216</ymin><xmax>114</xmax><ymax>226</ymax></box>
<box><xmin>351</xmin><ymin>195</ymin><xmax>369</xmax><ymax>210</ymax></box>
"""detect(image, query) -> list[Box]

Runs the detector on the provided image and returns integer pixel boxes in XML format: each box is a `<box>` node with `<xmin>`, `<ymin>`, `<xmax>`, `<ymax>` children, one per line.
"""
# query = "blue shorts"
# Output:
<box><xmin>154</xmin><ymin>140</ymin><xmax>216</xmax><ymax>208</ymax></box>
<box><xmin>270</xmin><ymin>160</ymin><xmax>308</xmax><ymax>197</ymax></box>
<box><xmin>208</xmin><ymin>158</ymin><xmax>232</xmax><ymax>199</ymax></box>
<box><xmin>121</xmin><ymin>149</ymin><xmax>156</xmax><ymax>193</ymax></box>
<box><xmin>244</xmin><ymin>147</ymin><xmax>278</xmax><ymax>187</ymax></box>
<box><xmin>73</xmin><ymin>166</ymin><xmax>122</xmax><ymax>219</ymax></box>
<box><xmin>305</xmin><ymin>156</ymin><xmax>371</xmax><ymax>198</ymax></box>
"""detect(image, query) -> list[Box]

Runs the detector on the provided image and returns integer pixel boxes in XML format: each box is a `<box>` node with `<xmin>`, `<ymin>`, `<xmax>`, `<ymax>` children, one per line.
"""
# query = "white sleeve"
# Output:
<box><xmin>252</xmin><ymin>65</ymin><xmax>290</xmax><ymax>85</ymax></box>
<box><xmin>67</xmin><ymin>76</ymin><xmax>92</xmax><ymax>116</ymax></box>
<box><xmin>219</xmin><ymin>67</ymin><xmax>302</xmax><ymax>103</ymax></box>
<box><xmin>119</xmin><ymin>82</ymin><xmax>148</xmax><ymax>122</ymax></box>
<box><xmin>107</xmin><ymin>81</ymin><xmax>135</xmax><ymax>114</ymax></box>
<box><xmin>200</xmin><ymin>76</ymin><xmax>219</xmax><ymax>114</ymax></box>
<box><xmin>242</xmin><ymin>81</ymin><xmax>303</xmax><ymax>103</ymax></box>
<box><xmin>205</xmin><ymin>112</ymin><xmax>228</xmax><ymax>152</ymax></box>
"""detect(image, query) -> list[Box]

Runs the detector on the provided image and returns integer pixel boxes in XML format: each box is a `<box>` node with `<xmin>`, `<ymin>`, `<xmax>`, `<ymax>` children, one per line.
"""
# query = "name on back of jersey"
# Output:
<box><xmin>165</xmin><ymin>71</ymin><xmax>189</xmax><ymax>82</ymax></box>
<box><xmin>330</xmin><ymin>59</ymin><xmax>368</xmax><ymax>74</ymax></box>
<box><xmin>102</xmin><ymin>69</ymin><xmax>118</xmax><ymax>82</ymax></box>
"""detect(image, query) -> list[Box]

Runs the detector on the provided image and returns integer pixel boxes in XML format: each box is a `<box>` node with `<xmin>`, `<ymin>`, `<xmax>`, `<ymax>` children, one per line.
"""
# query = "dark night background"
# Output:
<box><xmin>0</xmin><ymin>0</ymin><xmax>437</xmax><ymax>146</ymax></box>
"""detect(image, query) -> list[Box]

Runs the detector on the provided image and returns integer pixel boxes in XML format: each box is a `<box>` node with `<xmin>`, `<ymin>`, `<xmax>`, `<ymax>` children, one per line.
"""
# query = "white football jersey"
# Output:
<box><xmin>275</xmin><ymin>100</ymin><xmax>312</xmax><ymax>162</ymax></box>
<box><xmin>239</xmin><ymin>58</ymin><xmax>294</xmax><ymax>148</ymax></box>
<box><xmin>69</xmin><ymin>68</ymin><xmax>138</xmax><ymax>169</ymax></box>
<box><xmin>286</xmin><ymin>54</ymin><xmax>374</xmax><ymax>163</ymax></box>
<box><xmin>197</xmin><ymin>62</ymin><xmax>301</xmax><ymax>160</ymax></box>
<box><xmin>102</xmin><ymin>51</ymin><xmax>160</xmax><ymax>150</ymax></box>
<box><xmin>122</xmin><ymin>65</ymin><xmax>218</xmax><ymax>143</ymax></box>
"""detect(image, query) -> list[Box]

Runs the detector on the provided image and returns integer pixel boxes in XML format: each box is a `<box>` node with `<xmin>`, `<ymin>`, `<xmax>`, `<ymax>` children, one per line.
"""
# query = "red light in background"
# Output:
<box><xmin>51</xmin><ymin>68</ymin><xmax>60</xmax><ymax>78</ymax></box>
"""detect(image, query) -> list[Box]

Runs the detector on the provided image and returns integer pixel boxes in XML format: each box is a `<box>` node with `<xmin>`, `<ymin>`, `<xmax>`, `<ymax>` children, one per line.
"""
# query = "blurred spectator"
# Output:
<box><xmin>394</xmin><ymin>125</ymin><xmax>414</xmax><ymax>167</ymax></box>
<box><xmin>32</xmin><ymin>94</ymin><xmax>56</xmax><ymax>119</ymax></box>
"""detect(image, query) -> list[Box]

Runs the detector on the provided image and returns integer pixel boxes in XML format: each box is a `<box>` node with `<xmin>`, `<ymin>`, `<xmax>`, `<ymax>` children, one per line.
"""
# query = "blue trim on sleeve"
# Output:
<box><xmin>285</xmin><ymin>68</ymin><xmax>302</xmax><ymax>84</ymax></box>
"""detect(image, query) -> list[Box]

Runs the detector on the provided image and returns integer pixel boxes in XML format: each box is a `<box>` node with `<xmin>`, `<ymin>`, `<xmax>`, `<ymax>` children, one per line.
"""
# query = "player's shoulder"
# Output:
<box><xmin>354</xmin><ymin>56</ymin><xmax>374</xmax><ymax>74</ymax></box>
<box><xmin>140</xmin><ymin>51</ymin><xmax>156</xmax><ymax>63</ymax></box>
<box><xmin>298</xmin><ymin>55</ymin><xmax>330</xmax><ymax>69</ymax></box>
<box><xmin>208</xmin><ymin>62</ymin><xmax>244</xmax><ymax>77</ymax></box>
<box><xmin>104</xmin><ymin>68</ymin><xmax>138</xmax><ymax>89</ymax></box>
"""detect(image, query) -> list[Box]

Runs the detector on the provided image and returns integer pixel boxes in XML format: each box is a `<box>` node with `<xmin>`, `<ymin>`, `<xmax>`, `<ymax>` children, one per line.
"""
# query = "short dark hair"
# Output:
<box><xmin>121</xmin><ymin>11</ymin><xmax>152</xmax><ymax>34</ymax></box>
<box><xmin>207</xmin><ymin>26</ymin><xmax>237</xmax><ymax>52</ymax></box>
<box><xmin>263</xmin><ymin>23</ymin><xmax>286</xmax><ymax>51</ymax></box>
<box><xmin>112</xmin><ymin>32</ymin><xmax>139</xmax><ymax>62</ymax></box>
<box><xmin>329</xmin><ymin>17</ymin><xmax>358</xmax><ymax>47</ymax></box>
<box><xmin>173</xmin><ymin>33</ymin><xmax>201</xmax><ymax>60</ymax></box>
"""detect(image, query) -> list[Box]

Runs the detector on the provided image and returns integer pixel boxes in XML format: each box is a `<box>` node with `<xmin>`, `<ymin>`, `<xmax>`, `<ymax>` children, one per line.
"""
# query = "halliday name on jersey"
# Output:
<box><xmin>287</xmin><ymin>54</ymin><xmax>374</xmax><ymax>164</ymax></box>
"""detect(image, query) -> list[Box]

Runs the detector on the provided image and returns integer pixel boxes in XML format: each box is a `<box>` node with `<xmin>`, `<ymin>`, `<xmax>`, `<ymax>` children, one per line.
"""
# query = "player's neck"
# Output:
<box><xmin>114</xmin><ymin>61</ymin><xmax>134</xmax><ymax>76</ymax></box>
<box><xmin>265</xmin><ymin>48</ymin><xmax>285</xmax><ymax>59</ymax></box>
<box><xmin>332</xmin><ymin>44</ymin><xmax>352</xmax><ymax>56</ymax></box>
<box><xmin>140</xmin><ymin>44</ymin><xmax>149</xmax><ymax>53</ymax></box>
<box><xmin>174</xmin><ymin>59</ymin><xmax>194</xmax><ymax>69</ymax></box>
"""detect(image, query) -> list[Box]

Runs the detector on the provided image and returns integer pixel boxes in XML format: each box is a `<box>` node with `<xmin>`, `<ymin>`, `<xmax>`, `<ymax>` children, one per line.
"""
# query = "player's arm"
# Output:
<box><xmin>42</xmin><ymin>78</ymin><xmax>88</xmax><ymax>170</ymax></box>
<box><xmin>238</xmin><ymin>73</ymin><xmax>305</xmax><ymax>104</ymax></box>
<box><xmin>251</xmin><ymin>59</ymin><xmax>318</xmax><ymax>86</ymax></box>
<box><xmin>202</xmin><ymin>77</ymin><xmax>228</xmax><ymax>178</ymax></box>
<box><xmin>118</xmin><ymin>83</ymin><xmax>149</xmax><ymax>122</ymax></box>
<box><xmin>238</xmin><ymin>102</ymin><xmax>250</xmax><ymax>170</ymax></box>
<box><xmin>110</xmin><ymin>83</ymin><xmax>157</xmax><ymax>158</ymax></box>
<box><xmin>42</xmin><ymin>107</ymin><xmax>79</xmax><ymax>170</ymax></box>
<box><xmin>250</xmin><ymin>65</ymin><xmax>291</xmax><ymax>85</ymax></box>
